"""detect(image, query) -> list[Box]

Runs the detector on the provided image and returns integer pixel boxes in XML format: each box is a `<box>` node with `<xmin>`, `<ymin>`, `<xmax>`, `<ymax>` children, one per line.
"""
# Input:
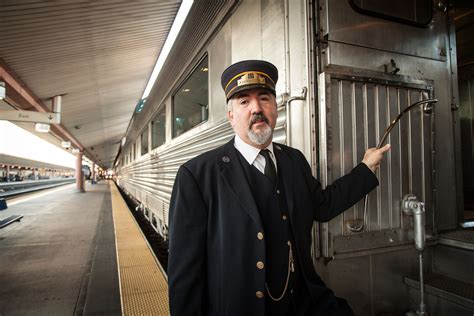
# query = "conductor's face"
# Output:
<box><xmin>227</xmin><ymin>88</ymin><xmax>278</xmax><ymax>149</ymax></box>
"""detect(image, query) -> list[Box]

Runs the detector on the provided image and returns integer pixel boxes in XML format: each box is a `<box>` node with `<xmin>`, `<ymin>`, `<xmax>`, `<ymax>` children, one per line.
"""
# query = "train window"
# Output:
<box><xmin>152</xmin><ymin>107</ymin><xmax>166</xmax><ymax>149</ymax></box>
<box><xmin>349</xmin><ymin>0</ymin><xmax>432</xmax><ymax>27</ymax></box>
<box><xmin>172</xmin><ymin>56</ymin><xmax>209</xmax><ymax>137</ymax></box>
<box><xmin>141</xmin><ymin>127</ymin><xmax>149</xmax><ymax>155</ymax></box>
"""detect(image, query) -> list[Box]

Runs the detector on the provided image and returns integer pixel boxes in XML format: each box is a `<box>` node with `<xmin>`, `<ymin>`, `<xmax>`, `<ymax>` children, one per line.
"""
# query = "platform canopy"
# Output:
<box><xmin>0</xmin><ymin>0</ymin><xmax>182</xmax><ymax>169</ymax></box>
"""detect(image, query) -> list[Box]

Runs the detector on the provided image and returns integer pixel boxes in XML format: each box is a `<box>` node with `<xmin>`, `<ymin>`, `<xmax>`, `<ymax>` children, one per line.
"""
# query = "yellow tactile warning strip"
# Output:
<box><xmin>110</xmin><ymin>182</ymin><xmax>170</xmax><ymax>315</ymax></box>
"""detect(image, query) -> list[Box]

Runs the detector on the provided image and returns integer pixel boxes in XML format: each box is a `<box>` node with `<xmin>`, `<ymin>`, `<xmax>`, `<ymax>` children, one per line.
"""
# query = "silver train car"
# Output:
<box><xmin>115</xmin><ymin>1</ymin><xmax>474</xmax><ymax>314</ymax></box>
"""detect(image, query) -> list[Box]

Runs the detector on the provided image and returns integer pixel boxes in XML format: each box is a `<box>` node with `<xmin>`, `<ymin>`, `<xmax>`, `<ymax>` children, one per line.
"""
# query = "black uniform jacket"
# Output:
<box><xmin>168</xmin><ymin>138</ymin><xmax>378</xmax><ymax>316</ymax></box>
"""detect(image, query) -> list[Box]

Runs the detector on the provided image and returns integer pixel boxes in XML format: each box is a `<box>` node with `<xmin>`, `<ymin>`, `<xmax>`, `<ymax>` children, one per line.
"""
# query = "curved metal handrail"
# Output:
<box><xmin>346</xmin><ymin>98</ymin><xmax>438</xmax><ymax>233</ymax></box>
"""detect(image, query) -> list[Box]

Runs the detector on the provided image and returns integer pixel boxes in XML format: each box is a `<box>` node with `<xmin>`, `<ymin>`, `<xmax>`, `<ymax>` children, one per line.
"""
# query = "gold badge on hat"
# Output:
<box><xmin>237</xmin><ymin>72</ymin><xmax>266</xmax><ymax>87</ymax></box>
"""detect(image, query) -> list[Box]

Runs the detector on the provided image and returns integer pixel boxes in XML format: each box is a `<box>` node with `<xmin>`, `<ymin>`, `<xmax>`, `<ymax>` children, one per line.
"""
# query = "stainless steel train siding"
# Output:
<box><xmin>115</xmin><ymin>0</ymin><xmax>472</xmax><ymax>314</ymax></box>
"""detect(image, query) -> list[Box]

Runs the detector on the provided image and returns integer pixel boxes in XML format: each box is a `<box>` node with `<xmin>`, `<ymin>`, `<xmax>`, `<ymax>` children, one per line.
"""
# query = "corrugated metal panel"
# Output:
<box><xmin>120</xmin><ymin>121</ymin><xmax>234</xmax><ymax>227</ymax></box>
<box><xmin>0</xmin><ymin>1</ymin><xmax>182</xmax><ymax>168</ymax></box>
<box><xmin>318</xmin><ymin>66</ymin><xmax>435</xmax><ymax>257</ymax></box>
<box><xmin>119</xmin><ymin>103</ymin><xmax>287</xmax><ymax>234</ymax></box>
<box><xmin>459</xmin><ymin>77</ymin><xmax>474</xmax><ymax>207</ymax></box>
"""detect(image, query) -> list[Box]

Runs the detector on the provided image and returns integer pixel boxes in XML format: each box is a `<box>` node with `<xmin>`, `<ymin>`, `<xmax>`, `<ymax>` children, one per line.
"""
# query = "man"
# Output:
<box><xmin>168</xmin><ymin>60</ymin><xmax>390</xmax><ymax>315</ymax></box>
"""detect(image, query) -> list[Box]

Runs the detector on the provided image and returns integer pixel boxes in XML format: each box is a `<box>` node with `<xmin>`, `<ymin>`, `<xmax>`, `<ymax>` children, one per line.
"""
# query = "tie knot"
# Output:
<box><xmin>260</xmin><ymin>149</ymin><xmax>271</xmax><ymax>158</ymax></box>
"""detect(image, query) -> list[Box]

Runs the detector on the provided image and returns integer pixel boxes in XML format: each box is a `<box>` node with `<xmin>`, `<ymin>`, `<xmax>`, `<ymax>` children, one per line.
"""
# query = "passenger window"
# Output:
<box><xmin>172</xmin><ymin>56</ymin><xmax>209</xmax><ymax>137</ymax></box>
<box><xmin>349</xmin><ymin>0</ymin><xmax>432</xmax><ymax>27</ymax></box>
<box><xmin>141</xmin><ymin>127</ymin><xmax>149</xmax><ymax>155</ymax></box>
<box><xmin>152</xmin><ymin>107</ymin><xmax>166</xmax><ymax>149</ymax></box>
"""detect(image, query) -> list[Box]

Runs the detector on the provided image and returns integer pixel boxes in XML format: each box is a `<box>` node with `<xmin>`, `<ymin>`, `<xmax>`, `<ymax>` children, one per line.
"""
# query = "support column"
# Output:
<box><xmin>91</xmin><ymin>163</ymin><xmax>96</xmax><ymax>184</ymax></box>
<box><xmin>6</xmin><ymin>165</ymin><xmax>10</xmax><ymax>182</ymax></box>
<box><xmin>76</xmin><ymin>151</ymin><xmax>84</xmax><ymax>192</ymax></box>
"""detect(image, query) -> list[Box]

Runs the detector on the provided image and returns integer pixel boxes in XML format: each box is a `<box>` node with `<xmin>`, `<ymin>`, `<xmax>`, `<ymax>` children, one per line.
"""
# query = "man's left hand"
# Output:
<box><xmin>361</xmin><ymin>144</ymin><xmax>391</xmax><ymax>173</ymax></box>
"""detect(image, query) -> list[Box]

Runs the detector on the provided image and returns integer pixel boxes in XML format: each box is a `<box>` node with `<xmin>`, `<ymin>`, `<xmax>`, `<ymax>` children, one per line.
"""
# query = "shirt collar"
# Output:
<box><xmin>234</xmin><ymin>134</ymin><xmax>274</xmax><ymax>165</ymax></box>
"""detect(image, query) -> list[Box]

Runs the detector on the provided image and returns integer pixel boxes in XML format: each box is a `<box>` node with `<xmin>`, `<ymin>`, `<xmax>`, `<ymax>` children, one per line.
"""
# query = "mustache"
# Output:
<box><xmin>249</xmin><ymin>112</ymin><xmax>269</xmax><ymax>128</ymax></box>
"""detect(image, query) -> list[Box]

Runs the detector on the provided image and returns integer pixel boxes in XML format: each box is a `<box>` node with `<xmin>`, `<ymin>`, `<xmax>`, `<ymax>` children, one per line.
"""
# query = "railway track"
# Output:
<box><xmin>0</xmin><ymin>178</ymin><xmax>76</xmax><ymax>199</ymax></box>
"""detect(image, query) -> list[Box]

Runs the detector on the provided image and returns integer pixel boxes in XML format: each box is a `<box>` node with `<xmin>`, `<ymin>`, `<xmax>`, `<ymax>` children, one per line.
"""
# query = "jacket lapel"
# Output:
<box><xmin>219</xmin><ymin>139</ymin><xmax>263</xmax><ymax>229</ymax></box>
<box><xmin>273</xmin><ymin>144</ymin><xmax>295</xmax><ymax>216</ymax></box>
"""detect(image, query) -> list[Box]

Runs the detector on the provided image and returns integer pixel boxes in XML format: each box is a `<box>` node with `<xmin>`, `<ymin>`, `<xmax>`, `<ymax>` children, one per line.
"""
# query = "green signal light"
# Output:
<box><xmin>135</xmin><ymin>98</ymin><xmax>147</xmax><ymax>113</ymax></box>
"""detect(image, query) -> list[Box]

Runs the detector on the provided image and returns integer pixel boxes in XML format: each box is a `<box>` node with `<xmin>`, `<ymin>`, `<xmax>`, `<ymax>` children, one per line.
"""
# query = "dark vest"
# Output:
<box><xmin>237</xmin><ymin>150</ymin><xmax>307</xmax><ymax>315</ymax></box>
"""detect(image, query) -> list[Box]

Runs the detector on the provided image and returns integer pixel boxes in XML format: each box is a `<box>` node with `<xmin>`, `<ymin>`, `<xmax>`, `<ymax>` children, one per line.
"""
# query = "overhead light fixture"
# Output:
<box><xmin>141</xmin><ymin>0</ymin><xmax>194</xmax><ymax>100</ymax></box>
<box><xmin>0</xmin><ymin>82</ymin><xmax>5</xmax><ymax>100</ymax></box>
<box><xmin>201</xmin><ymin>67</ymin><xmax>208</xmax><ymax>72</ymax></box>
<box><xmin>183</xmin><ymin>88</ymin><xmax>190</xmax><ymax>92</ymax></box>
<box><xmin>72</xmin><ymin>148</ymin><xmax>80</xmax><ymax>154</ymax></box>
<box><xmin>35</xmin><ymin>123</ymin><xmax>50</xmax><ymax>133</ymax></box>
<box><xmin>61</xmin><ymin>141</ymin><xmax>71</xmax><ymax>148</ymax></box>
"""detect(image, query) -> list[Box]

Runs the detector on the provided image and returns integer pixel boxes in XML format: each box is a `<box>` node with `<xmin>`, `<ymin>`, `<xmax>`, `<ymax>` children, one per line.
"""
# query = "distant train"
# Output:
<box><xmin>114</xmin><ymin>1</ymin><xmax>473</xmax><ymax>314</ymax></box>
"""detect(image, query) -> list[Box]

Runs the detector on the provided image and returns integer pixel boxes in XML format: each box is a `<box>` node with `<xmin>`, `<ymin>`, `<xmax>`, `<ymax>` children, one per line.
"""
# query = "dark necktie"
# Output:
<box><xmin>260</xmin><ymin>149</ymin><xmax>277</xmax><ymax>183</ymax></box>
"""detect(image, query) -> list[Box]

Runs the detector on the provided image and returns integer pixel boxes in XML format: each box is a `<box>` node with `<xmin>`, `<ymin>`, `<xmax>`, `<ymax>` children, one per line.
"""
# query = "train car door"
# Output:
<box><xmin>311</xmin><ymin>0</ymin><xmax>457</xmax><ymax>281</ymax></box>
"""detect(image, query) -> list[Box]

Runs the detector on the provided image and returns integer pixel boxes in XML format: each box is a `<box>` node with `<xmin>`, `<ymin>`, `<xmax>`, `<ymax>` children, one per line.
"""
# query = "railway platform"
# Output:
<box><xmin>0</xmin><ymin>181</ymin><xmax>168</xmax><ymax>315</ymax></box>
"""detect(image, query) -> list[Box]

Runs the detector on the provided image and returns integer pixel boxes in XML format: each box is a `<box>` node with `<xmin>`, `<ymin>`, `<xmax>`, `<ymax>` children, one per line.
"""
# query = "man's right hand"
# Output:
<box><xmin>361</xmin><ymin>144</ymin><xmax>391</xmax><ymax>173</ymax></box>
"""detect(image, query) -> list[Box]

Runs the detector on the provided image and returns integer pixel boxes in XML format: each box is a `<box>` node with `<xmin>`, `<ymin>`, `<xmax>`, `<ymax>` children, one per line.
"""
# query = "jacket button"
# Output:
<box><xmin>257</xmin><ymin>232</ymin><xmax>264</xmax><ymax>240</ymax></box>
<box><xmin>282</xmin><ymin>214</ymin><xmax>287</xmax><ymax>220</ymax></box>
<box><xmin>256</xmin><ymin>291</ymin><xmax>264</xmax><ymax>299</ymax></box>
<box><xmin>256</xmin><ymin>261</ymin><xmax>265</xmax><ymax>270</ymax></box>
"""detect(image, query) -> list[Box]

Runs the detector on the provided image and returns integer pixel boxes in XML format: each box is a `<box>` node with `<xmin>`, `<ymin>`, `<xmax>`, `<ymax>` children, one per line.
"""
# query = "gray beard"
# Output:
<box><xmin>248</xmin><ymin>124</ymin><xmax>273</xmax><ymax>145</ymax></box>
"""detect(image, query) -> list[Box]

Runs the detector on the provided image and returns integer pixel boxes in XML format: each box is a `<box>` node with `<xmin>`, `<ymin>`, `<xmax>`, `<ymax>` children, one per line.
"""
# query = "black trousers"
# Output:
<box><xmin>287</xmin><ymin>292</ymin><xmax>355</xmax><ymax>316</ymax></box>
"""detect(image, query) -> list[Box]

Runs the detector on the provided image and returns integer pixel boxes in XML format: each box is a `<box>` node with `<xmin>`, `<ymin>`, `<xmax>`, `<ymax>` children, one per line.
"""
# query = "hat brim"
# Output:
<box><xmin>227</xmin><ymin>84</ymin><xmax>276</xmax><ymax>101</ymax></box>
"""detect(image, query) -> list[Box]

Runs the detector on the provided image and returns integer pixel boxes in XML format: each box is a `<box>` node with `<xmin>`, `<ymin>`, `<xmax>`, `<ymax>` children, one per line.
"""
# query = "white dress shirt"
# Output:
<box><xmin>233</xmin><ymin>134</ymin><xmax>277</xmax><ymax>174</ymax></box>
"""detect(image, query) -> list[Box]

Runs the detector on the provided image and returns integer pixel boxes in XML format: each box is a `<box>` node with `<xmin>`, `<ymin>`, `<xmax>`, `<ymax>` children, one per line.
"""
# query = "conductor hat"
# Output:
<box><xmin>221</xmin><ymin>60</ymin><xmax>278</xmax><ymax>101</ymax></box>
